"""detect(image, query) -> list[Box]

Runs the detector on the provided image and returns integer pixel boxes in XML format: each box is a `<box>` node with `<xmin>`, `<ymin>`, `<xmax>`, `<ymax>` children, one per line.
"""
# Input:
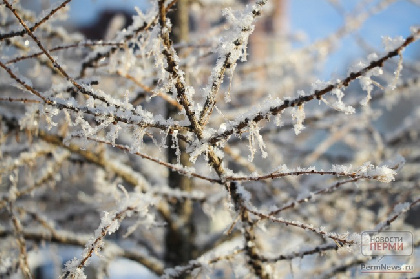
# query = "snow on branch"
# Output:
<box><xmin>207</xmin><ymin>28</ymin><xmax>420</xmax><ymax>145</ymax></box>
<box><xmin>247</xmin><ymin>207</ymin><xmax>359</xmax><ymax>246</ymax></box>
<box><xmin>375</xmin><ymin>197</ymin><xmax>420</xmax><ymax>232</ymax></box>
<box><xmin>0</xmin><ymin>60</ymin><xmax>189</xmax><ymax>145</ymax></box>
<box><xmin>0</xmin><ymin>228</ymin><xmax>164</xmax><ymax>276</ymax></box>
<box><xmin>162</xmin><ymin>248</ymin><xmax>243</xmax><ymax>279</ymax></box>
<box><xmin>266</xmin><ymin>178</ymin><xmax>359</xmax><ymax>216</ymax></box>
<box><xmin>0</xmin><ymin>149</ymin><xmax>70</xmax><ymax>211</ymax></box>
<box><xmin>1</xmin><ymin>1</ymin><xmax>419</xmax><ymax>278</ymax></box>
<box><xmin>79</xmin><ymin>6</ymin><xmax>158</xmax><ymax>77</ymax></box>
<box><xmin>199</xmin><ymin>0</ymin><xmax>268</xmax><ymax>126</ymax></box>
<box><xmin>224</xmin><ymin>158</ymin><xmax>403</xmax><ymax>183</ymax></box>
<box><xmin>61</xmin><ymin>192</ymin><xmax>157</xmax><ymax>279</ymax></box>
<box><xmin>63</xmin><ymin>134</ymin><xmax>221</xmax><ymax>184</ymax></box>
<box><xmin>158</xmin><ymin>0</ymin><xmax>202</xmax><ymax>135</ymax></box>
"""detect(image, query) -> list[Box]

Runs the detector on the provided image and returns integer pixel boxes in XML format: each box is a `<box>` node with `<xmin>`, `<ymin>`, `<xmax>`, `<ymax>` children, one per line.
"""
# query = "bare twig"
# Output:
<box><xmin>0</xmin><ymin>0</ymin><xmax>73</xmax><ymax>40</ymax></box>
<box><xmin>7</xmin><ymin>202</ymin><xmax>33</xmax><ymax>279</ymax></box>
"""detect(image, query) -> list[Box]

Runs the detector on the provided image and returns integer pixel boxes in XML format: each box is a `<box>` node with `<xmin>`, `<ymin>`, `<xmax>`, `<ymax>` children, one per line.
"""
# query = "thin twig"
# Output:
<box><xmin>207</xmin><ymin>29</ymin><xmax>420</xmax><ymax>145</ymax></box>
<box><xmin>199</xmin><ymin>0</ymin><xmax>268</xmax><ymax>126</ymax></box>
<box><xmin>8</xmin><ymin>202</ymin><xmax>33</xmax><ymax>279</ymax></box>
<box><xmin>6</xmin><ymin>41</ymin><xmax>124</xmax><ymax>64</ymax></box>
<box><xmin>0</xmin><ymin>0</ymin><xmax>73</xmax><ymax>40</ymax></box>
<box><xmin>0</xmin><ymin>228</ymin><xmax>164</xmax><ymax>276</ymax></box>
<box><xmin>119</xmin><ymin>71</ymin><xmax>183</xmax><ymax>110</ymax></box>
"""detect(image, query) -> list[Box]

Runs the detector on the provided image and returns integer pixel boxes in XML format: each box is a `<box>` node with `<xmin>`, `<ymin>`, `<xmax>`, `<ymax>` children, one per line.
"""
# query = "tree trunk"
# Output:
<box><xmin>164</xmin><ymin>0</ymin><xmax>196</xmax><ymax>269</ymax></box>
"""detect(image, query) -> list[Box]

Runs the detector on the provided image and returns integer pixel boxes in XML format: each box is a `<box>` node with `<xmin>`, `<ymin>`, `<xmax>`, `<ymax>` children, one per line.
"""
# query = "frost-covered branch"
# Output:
<box><xmin>224</xmin><ymin>161</ymin><xmax>400</xmax><ymax>183</ymax></box>
<box><xmin>208</xmin><ymin>28</ymin><xmax>420</xmax><ymax>145</ymax></box>
<box><xmin>4</xmin><ymin>0</ymin><xmax>177</xmax><ymax>133</ymax></box>
<box><xmin>199</xmin><ymin>0</ymin><xmax>268</xmax><ymax>126</ymax></box>
<box><xmin>375</xmin><ymin>197</ymin><xmax>420</xmax><ymax>232</ymax></box>
<box><xmin>79</xmin><ymin>7</ymin><xmax>158</xmax><ymax>77</ymax></box>
<box><xmin>162</xmin><ymin>248</ymin><xmax>243</xmax><ymax>279</ymax></box>
<box><xmin>226</xmin><ymin>76</ymin><xmax>420</xmax><ymax>144</ymax></box>
<box><xmin>0</xmin><ymin>228</ymin><xmax>164</xmax><ymax>276</ymax></box>
<box><xmin>267</xmin><ymin>178</ymin><xmax>359</xmax><ymax>216</ymax></box>
<box><xmin>118</xmin><ymin>71</ymin><xmax>183</xmax><ymax>110</ymax></box>
<box><xmin>1</xmin><ymin>1</ymin><xmax>419</xmax><ymax>277</ymax></box>
<box><xmin>158</xmin><ymin>0</ymin><xmax>202</xmax><ymax>135</ymax></box>
<box><xmin>0</xmin><ymin>60</ymin><xmax>189</xmax><ymax>135</ymax></box>
<box><xmin>61</xmin><ymin>193</ymin><xmax>157</xmax><ymax>278</ymax></box>
<box><xmin>0</xmin><ymin>149</ymin><xmax>69</xmax><ymax>210</ymax></box>
<box><xmin>260</xmin><ymin>243</ymin><xmax>339</xmax><ymax>263</ymax></box>
<box><xmin>3</xmin><ymin>0</ymin><xmax>84</xmax><ymax>95</ymax></box>
<box><xmin>247</xmin><ymin>207</ymin><xmax>358</xmax><ymax>246</ymax></box>
<box><xmin>38</xmin><ymin>130</ymin><xmax>220</xmax><ymax>188</ymax></box>
<box><xmin>154</xmin><ymin>5</ymin><xmax>268</xmax><ymax>275</ymax></box>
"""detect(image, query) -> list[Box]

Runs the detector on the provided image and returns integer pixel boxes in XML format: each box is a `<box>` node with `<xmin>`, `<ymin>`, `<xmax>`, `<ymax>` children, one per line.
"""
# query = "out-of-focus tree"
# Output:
<box><xmin>0</xmin><ymin>0</ymin><xmax>419</xmax><ymax>278</ymax></box>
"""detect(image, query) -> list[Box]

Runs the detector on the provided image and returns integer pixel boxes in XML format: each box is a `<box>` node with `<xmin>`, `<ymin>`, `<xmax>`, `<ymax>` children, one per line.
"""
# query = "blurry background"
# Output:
<box><xmin>11</xmin><ymin>0</ymin><xmax>420</xmax><ymax>278</ymax></box>
<box><xmin>21</xmin><ymin>0</ymin><xmax>420</xmax><ymax>77</ymax></box>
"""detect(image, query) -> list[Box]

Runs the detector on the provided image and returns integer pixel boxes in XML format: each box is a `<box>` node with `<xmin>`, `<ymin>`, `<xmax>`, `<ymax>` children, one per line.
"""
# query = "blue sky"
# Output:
<box><xmin>67</xmin><ymin>0</ymin><xmax>420</xmax><ymax>78</ymax></box>
<box><xmin>288</xmin><ymin>0</ymin><xmax>420</xmax><ymax>77</ymax></box>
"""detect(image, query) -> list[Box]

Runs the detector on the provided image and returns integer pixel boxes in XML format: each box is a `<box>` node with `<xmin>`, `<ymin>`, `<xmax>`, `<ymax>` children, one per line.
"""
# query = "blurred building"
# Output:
<box><xmin>77</xmin><ymin>9</ymin><xmax>134</xmax><ymax>40</ymax></box>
